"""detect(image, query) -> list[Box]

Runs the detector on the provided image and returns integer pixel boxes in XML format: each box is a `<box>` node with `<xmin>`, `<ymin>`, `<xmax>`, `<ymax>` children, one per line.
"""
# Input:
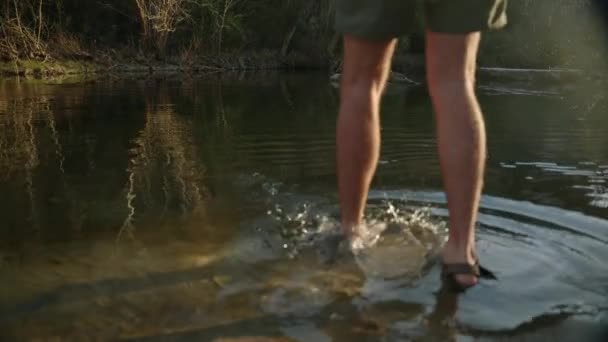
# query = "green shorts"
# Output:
<box><xmin>335</xmin><ymin>0</ymin><xmax>508</xmax><ymax>39</ymax></box>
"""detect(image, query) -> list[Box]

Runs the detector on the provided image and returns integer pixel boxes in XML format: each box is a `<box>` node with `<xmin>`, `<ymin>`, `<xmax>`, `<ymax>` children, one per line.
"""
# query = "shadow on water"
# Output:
<box><xmin>0</xmin><ymin>72</ymin><xmax>608</xmax><ymax>340</ymax></box>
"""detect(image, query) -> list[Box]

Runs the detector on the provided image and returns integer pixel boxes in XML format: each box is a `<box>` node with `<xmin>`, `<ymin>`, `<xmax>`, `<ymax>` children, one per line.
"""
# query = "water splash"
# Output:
<box><xmin>261</xmin><ymin>190</ymin><xmax>447</xmax><ymax>280</ymax></box>
<box><xmin>353</xmin><ymin>203</ymin><xmax>447</xmax><ymax>281</ymax></box>
<box><xmin>266</xmin><ymin>201</ymin><xmax>336</xmax><ymax>258</ymax></box>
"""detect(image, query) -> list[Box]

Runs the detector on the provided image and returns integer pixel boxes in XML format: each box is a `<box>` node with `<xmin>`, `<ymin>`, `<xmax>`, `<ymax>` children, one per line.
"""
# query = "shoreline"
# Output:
<box><xmin>0</xmin><ymin>50</ymin><xmax>332</xmax><ymax>79</ymax></box>
<box><xmin>0</xmin><ymin>54</ymin><xmax>592</xmax><ymax>85</ymax></box>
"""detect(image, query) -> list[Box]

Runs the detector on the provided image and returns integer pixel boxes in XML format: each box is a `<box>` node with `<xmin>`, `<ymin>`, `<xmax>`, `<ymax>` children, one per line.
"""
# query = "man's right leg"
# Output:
<box><xmin>426</xmin><ymin>31</ymin><xmax>486</xmax><ymax>288</ymax></box>
<box><xmin>337</xmin><ymin>35</ymin><xmax>396</xmax><ymax>236</ymax></box>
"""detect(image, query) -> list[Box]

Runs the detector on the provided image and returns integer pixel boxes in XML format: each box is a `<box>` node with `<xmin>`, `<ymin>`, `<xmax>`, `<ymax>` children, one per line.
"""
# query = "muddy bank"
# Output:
<box><xmin>0</xmin><ymin>50</ymin><xmax>330</xmax><ymax>79</ymax></box>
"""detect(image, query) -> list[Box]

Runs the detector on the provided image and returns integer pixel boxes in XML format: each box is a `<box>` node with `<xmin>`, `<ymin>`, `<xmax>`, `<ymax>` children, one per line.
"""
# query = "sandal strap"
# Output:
<box><xmin>442</xmin><ymin>263</ymin><xmax>481</xmax><ymax>277</ymax></box>
<box><xmin>478</xmin><ymin>264</ymin><xmax>498</xmax><ymax>280</ymax></box>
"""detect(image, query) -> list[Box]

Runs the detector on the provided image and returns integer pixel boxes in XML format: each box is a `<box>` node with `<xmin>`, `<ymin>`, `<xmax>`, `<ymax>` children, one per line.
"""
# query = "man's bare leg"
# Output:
<box><xmin>426</xmin><ymin>31</ymin><xmax>486</xmax><ymax>287</ymax></box>
<box><xmin>337</xmin><ymin>35</ymin><xmax>396</xmax><ymax>236</ymax></box>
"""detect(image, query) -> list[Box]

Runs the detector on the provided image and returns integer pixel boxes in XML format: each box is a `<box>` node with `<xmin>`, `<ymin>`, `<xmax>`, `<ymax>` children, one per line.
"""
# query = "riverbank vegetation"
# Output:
<box><xmin>1</xmin><ymin>0</ymin><xmax>606</xmax><ymax>76</ymax></box>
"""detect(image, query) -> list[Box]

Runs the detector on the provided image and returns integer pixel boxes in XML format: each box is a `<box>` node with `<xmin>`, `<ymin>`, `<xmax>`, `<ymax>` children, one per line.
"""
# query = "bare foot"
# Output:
<box><xmin>343</xmin><ymin>222</ymin><xmax>385</xmax><ymax>251</ymax></box>
<box><xmin>441</xmin><ymin>241</ymin><xmax>478</xmax><ymax>288</ymax></box>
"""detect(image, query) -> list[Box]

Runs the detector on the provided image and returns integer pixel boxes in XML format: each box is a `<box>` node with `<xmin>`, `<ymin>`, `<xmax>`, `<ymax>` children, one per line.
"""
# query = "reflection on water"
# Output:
<box><xmin>118</xmin><ymin>92</ymin><xmax>208</xmax><ymax>243</ymax></box>
<box><xmin>0</xmin><ymin>73</ymin><xmax>607</xmax><ymax>341</ymax></box>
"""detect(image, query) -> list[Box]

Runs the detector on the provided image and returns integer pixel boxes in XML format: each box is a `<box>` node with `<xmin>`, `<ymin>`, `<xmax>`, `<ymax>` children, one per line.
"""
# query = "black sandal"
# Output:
<box><xmin>441</xmin><ymin>260</ymin><xmax>497</xmax><ymax>292</ymax></box>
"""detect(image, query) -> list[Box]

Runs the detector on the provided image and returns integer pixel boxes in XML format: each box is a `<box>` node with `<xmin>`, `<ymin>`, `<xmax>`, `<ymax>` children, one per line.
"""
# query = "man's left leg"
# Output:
<box><xmin>337</xmin><ymin>35</ymin><xmax>396</xmax><ymax>236</ymax></box>
<box><xmin>426</xmin><ymin>31</ymin><xmax>486</xmax><ymax>288</ymax></box>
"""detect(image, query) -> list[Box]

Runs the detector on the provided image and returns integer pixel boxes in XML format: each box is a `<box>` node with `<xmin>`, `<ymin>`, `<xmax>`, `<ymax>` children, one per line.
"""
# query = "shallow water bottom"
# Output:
<box><xmin>0</xmin><ymin>73</ymin><xmax>607</xmax><ymax>340</ymax></box>
<box><xmin>1</xmin><ymin>194</ymin><xmax>607</xmax><ymax>341</ymax></box>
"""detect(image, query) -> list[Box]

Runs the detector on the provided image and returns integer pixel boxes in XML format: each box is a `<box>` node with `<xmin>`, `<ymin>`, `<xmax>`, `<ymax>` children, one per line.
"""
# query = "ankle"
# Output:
<box><xmin>445</xmin><ymin>238</ymin><xmax>474</xmax><ymax>250</ymax></box>
<box><xmin>443</xmin><ymin>239</ymin><xmax>476</xmax><ymax>262</ymax></box>
<box><xmin>341</xmin><ymin>222</ymin><xmax>361</xmax><ymax>237</ymax></box>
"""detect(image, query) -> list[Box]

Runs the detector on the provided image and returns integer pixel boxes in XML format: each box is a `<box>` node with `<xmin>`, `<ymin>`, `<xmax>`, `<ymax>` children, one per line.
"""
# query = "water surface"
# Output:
<box><xmin>0</xmin><ymin>72</ymin><xmax>607</xmax><ymax>341</ymax></box>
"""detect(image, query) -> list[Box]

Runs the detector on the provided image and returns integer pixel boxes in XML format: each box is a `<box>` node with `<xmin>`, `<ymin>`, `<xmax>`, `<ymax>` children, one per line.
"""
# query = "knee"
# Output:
<box><xmin>341</xmin><ymin>67</ymin><xmax>388</xmax><ymax>103</ymax></box>
<box><xmin>426</xmin><ymin>63</ymin><xmax>476</xmax><ymax>99</ymax></box>
<box><xmin>341</xmin><ymin>79</ymin><xmax>375</xmax><ymax>105</ymax></box>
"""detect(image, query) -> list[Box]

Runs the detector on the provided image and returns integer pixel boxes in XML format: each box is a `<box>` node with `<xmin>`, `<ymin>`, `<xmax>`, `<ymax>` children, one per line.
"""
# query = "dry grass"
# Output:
<box><xmin>49</xmin><ymin>31</ymin><xmax>91</xmax><ymax>60</ymax></box>
<box><xmin>0</xmin><ymin>0</ymin><xmax>48</xmax><ymax>61</ymax></box>
<box><xmin>135</xmin><ymin>0</ymin><xmax>189</xmax><ymax>55</ymax></box>
<box><xmin>178</xmin><ymin>36</ymin><xmax>202</xmax><ymax>69</ymax></box>
<box><xmin>0</xmin><ymin>16</ymin><xmax>47</xmax><ymax>61</ymax></box>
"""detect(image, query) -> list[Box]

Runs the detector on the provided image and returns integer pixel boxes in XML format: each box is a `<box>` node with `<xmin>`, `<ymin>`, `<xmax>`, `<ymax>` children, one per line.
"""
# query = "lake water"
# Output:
<box><xmin>0</xmin><ymin>72</ymin><xmax>607</xmax><ymax>341</ymax></box>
